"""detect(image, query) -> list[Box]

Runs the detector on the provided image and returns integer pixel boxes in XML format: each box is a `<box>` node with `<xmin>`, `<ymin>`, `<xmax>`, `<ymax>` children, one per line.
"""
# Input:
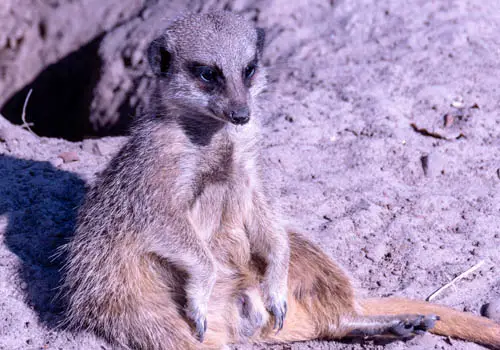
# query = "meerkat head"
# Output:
<box><xmin>147</xmin><ymin>12</ymin><xmax>266</xmax><ymax>126</ymax></box>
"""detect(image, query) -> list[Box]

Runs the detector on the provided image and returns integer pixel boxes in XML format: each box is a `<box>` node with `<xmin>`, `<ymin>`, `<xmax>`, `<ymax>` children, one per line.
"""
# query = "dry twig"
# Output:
<box><xmin>410</xmin><ymin>123</ymin><xmax>447</xmax><ymax>140</ymax></box>
<box><xmin>425</xmin><ymin>260</ymin><xmax>485</xmax><ymax>302</ymax></box>
<box><xmin>20</xmin><ymin>88</ymin><xmax>36</xmax><ymax>135</ymax></box>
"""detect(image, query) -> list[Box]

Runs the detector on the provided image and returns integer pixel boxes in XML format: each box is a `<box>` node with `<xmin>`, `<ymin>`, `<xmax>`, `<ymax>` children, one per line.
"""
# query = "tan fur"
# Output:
<box><xmin>360</xmin><ymin>298</ymin><xmax>500</xmax><ymax>348</ymax></box>
<box><xmin>62</xmin><ymin>11</ymin><xmax>500</xmax><ymax>350</ymax></box>
<box><xmin>256</xmin><ymin>232</ymin><xmax>500</xmax><ymax>349</ymax></box>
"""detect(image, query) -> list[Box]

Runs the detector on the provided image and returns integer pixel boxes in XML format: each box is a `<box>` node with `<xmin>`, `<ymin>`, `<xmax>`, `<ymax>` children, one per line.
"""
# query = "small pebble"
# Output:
<box><xmin>451</xmin><ymin>96</ymin><xmax>464</xmax><ymax>108</ymax></box>
<box><xmin>58</xmin><ymin>151</ymin><xmax>79</xmax><ymax>163</ymax></box>
<box><xmin>443</xmin><ymin>114</ymin><xmax>454</xmax><ymax>127</ymax></box>
<box><xmin>0</xmin><ymin>128</ymin><xmax>7</xmax><ymax>142</ymax></box>
<box><xmin>82</xmin><ymin>140</ymin><xmax>103</xmax><ymax>156</ymax></box>
<box><xmin>49</xmin><ymin>157</ymin><xmax>64</xmax><ymax>168</ymax></box>
<box><xmin>420</xmin><ymin>155</ymin><xmax>429</xmax><ymax>176</ymax></box>
<box><xmin>420</xmin><ymin>153</ymin><xmax>444</xmax><ymax>177</ymax></box>
<box><xmin>481</xmin><ymin>299</ymin><xmax>500</xmax><ymax>323</ymax></box>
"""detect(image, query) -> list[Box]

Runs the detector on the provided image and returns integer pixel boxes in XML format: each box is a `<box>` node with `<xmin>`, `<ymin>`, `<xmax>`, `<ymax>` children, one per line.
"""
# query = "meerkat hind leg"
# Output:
<box><xmin>258</xmin><ymin>231</ymin><xmax>438</xmax><ymax>344</ymax></box>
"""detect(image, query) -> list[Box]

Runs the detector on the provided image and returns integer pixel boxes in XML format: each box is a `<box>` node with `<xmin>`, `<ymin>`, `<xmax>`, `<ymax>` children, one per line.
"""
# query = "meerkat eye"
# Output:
<box><xmin>244</xmin><ymin>64</ymin><xmax>257</xmax><ymax>79</ymax></box>
<box><xmin>198</xmin><ymin>67</ymin><xmax>217</xmax><ymax>83</ymax></box>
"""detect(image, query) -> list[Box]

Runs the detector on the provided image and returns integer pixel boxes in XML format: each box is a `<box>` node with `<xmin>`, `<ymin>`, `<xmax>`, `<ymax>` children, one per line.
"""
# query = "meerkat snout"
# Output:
<box><xmin>147</xmin><ymin>12</ymin><xmax>266</xmax><ymax>126</ymax></box>
<box><xmin>227</xmin><ymin>105</ymin><xmax>250</xmax><ymax>125</ymax></box>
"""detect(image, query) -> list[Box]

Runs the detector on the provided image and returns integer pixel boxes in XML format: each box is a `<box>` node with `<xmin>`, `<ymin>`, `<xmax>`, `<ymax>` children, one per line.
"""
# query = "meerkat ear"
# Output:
<box><xmin>147</xmin><ymin>35</ymin><xmax>172</xmax><ymax>77</ymax></box>
<box><xmin>256</xmin><ymin>28</ymin><xmax>265</xmax><ymax>57</ymax></box>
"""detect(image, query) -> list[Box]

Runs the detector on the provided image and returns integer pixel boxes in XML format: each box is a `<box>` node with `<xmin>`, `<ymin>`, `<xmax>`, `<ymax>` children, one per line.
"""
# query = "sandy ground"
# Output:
<box><xmin>1</xmin><ymin>0</ymin><xmax>499</xmax><ymax>349</ymax></box>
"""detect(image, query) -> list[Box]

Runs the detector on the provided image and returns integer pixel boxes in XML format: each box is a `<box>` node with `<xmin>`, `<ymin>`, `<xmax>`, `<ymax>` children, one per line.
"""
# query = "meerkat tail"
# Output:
<box><xmin>359</xmin><ymin>298</ymin><xmax>500</xmax><ymax>348</ymax></box>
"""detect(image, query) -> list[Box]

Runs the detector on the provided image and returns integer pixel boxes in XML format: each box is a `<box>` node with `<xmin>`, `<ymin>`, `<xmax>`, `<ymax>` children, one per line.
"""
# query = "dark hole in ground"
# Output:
<box><xmin>1</xmin><ymin>35</ymin><xmax>128</xmax><ymax>141</ymax></box>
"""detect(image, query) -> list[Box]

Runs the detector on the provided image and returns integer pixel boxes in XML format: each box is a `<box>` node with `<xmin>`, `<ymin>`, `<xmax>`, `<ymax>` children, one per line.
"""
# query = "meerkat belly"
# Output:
<box><xmin>189</xmin><ymin>181</ymin><xmax>253</xmax><ymax>266</ymax></box>
<box><xmin>188</xmin><ymin>182</ymin><xmax>227</xmax><ymax>241</ymax></box>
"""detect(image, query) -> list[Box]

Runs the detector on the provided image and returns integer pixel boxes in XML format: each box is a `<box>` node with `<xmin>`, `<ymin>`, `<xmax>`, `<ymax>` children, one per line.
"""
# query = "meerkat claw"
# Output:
<box><xmin>270</xmin><ymin>300</ymin><xmax>287</xmax><ymax>332</ymax></box>
<box><xmin>186</xmin><ymin>303</ymin><xmax>208</xmax><ymax>342</ymax></box>
<box><xmin>195</xmin><ymin>317</ymin><xmax>207</xmax><ymax>342</ymax></box>
<box><xmin>390</xmin><ymin>314</ymin><xmax>439</xmax><ymax>337</ymax></box>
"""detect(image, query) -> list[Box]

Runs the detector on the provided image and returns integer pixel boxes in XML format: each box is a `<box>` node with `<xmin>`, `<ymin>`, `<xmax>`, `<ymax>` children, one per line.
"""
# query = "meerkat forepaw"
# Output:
<box><xmin>262</xmin><ymin>280</ymin><xmax>288</xmax><ymax>333</ymax></box>
<box><xmin>195</xmin><ymin>316</ymin><xmax>208</xmax><ymax>342</ymax></box>
<box><xmin>238</xmin><ymin>290</ymin><xmax>268</xmax><ymax>337</ymax></box>
<box><xmin>265</xmin><ymin>290</ymin><xmax>288</xmax><ymax>332</ymax></box>
<box><xmin>270</xmin><ymin>299</ymin><xmax>287</xmax><ymax>332</ymax></box>
<box><xmin>186</xmin><ymin>301</ymin><xmax>208</xmax><ymax>342</ymax></box>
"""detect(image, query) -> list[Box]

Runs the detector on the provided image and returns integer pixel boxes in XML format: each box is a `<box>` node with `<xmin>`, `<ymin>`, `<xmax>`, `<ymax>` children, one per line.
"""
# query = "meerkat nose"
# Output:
<box><xmin>229</xmin><ymin>106</ymin><xmax>250</xmax><ymax>125</ymax></box>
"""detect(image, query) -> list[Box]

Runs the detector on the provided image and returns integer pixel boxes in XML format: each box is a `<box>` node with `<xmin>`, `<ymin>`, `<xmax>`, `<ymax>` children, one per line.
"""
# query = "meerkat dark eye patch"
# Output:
<box><xmin>187</xmin><ymin>63</ymin><xmax>223</xmax><ymax>85</ymax></box>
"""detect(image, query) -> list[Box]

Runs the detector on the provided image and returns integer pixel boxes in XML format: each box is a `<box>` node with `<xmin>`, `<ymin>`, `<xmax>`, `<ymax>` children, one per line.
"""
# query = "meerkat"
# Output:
<box><xmin>62</xmin><ymin>11</ymin><xmax>500</xmax><ymax>350</ymax></box>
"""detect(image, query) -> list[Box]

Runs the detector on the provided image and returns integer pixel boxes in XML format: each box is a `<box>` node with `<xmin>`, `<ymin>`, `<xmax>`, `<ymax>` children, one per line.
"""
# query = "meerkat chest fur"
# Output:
<box><xmin>188</xmin><ymin>123</ymin><xmax>259</xmax><ymax>246</ymax></box>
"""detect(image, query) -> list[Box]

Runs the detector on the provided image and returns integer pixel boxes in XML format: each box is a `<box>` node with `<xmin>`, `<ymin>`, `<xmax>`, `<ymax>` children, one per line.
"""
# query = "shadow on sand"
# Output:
<box><xmin>0</xmin><ymin>154</ymin><xmax>86</xmax><ymax>328</ymax></box>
